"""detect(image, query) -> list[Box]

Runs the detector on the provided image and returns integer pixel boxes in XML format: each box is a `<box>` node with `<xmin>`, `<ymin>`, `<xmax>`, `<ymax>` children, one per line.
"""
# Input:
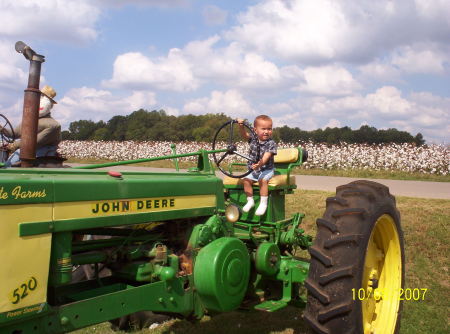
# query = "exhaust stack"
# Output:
<box><xmin>15</xmin><ymin>41</ymin><xmax>45</xmax><ymax>167</ymax></box>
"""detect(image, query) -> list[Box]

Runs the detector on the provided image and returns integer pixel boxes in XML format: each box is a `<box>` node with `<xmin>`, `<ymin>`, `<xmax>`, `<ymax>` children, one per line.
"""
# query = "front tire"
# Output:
<box><xmin>304</xmin><ymin>180</ymin><xmax>405</xmax><ymax>334</ymax></box>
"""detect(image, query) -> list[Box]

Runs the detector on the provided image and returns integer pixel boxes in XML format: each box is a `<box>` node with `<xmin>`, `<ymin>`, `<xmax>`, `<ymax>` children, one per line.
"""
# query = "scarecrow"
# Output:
<box><xmin>0</xmin><ymin>85</ymin><xmax>62</xmax><ymax>166</ymax></box>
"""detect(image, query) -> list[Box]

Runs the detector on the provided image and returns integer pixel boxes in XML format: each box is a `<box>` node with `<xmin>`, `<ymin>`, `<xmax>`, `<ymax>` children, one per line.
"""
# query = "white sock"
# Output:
<box><xmin>255</xmin><ymin>196</ymin><xmax>268</xmax><ymax>216</ymax></box>
<box><xmin>243</xmin><ymin>197</ymin><xmax>255</xmax><ymax>212</ymax></box>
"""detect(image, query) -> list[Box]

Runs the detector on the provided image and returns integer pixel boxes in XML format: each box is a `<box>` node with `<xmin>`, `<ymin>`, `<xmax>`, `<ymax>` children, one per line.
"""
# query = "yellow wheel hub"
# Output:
<box><xmin>362</xmin><ymin>214</ymin><xmax>402</xmax><ymax>334</ymax></box>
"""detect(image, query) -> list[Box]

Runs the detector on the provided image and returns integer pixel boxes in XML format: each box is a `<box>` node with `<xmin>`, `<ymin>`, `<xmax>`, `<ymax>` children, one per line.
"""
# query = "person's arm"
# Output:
<box><xmin>1</xmin><ymin>124</ymin><xmax>21</xmax><ymax>152</ymax></box>
<box><xmin>237</xmin><ymin>118</ymin><xmax>250</xmax><ymax>140</ymax></box>
<box><xmin>36</xmin><ymin>122</ymin><xmax>61</xmax><ymax>147</ymax></box>
<box><xmin>251</xmin><ymin>140</ymin><xmax>277</xmax><ymax>170</ymax></box>
<box><xmin>252</xmin><ymin>152</ymin><xmax>273</xmax><ymax>170</ymax></box>
<box><xmin>0</xmin><ymin>124</ymin><xmax>21</xmax><ymax>139</ymax></box>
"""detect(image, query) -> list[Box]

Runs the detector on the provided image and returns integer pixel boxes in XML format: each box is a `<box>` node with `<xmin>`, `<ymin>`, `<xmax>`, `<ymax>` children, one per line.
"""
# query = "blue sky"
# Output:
<box><xmin>0</xmin><ymin>0</ymin><xmax>449</xmax><ymax>143</ymax></box>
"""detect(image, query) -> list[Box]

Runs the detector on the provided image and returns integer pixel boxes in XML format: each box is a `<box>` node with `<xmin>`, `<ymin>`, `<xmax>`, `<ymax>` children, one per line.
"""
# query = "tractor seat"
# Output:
<box><xmin>223</xmin><ymin>174</ymin><xmax>296</xmax><ymax>187</ymax></box>
<box><xmin>223</xmin><ymin>147</ymin><xmax>303</xmax><ymax>190</ymax></box>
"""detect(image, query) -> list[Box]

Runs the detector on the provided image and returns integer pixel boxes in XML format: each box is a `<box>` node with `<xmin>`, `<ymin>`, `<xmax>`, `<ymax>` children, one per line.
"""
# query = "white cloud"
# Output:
<box><xmin>185</xmin><ymin>38</ymin><xmax>289</xmax><ymax>90</ymax></box>
<box><xmin>0</xmin><ymin>41</ymin><xmax>28</xmax><ymax>94</ymax></box>
<box><xmin>324</xmin><ymin>118</ymin><xmax>341</xmax><ymax>128</ymax></box>
<box><xmin>358</xmin><ymin>61</ymin><xmax>402</xmax><ymax>82</ymax></box>
<box><xmin>103</xmin><ymin>50</ymin><xmax>198</xmax><ymax>92</ymax></box>
<box><xmin>227</xmin><ymin>0</ymin><xmax>346</xmax><ymax>63</ymax></box>
<box><xmin>259</xmin><ymin>102</ymin><xmax>293</xmax><ymax>116</ymax></box>
<box><xmin>365</xmin><ymin>86</ymin><xmax>412</xmax><ymax>116</ymax></box>
<box><xmin>272</xmin><ymin>111</ymin><xmax>319</xmax><ymax>131</ymax></box>
<box><xmin>0</xmin><ymin>99</ymin><xmax>23</xmax><ymax>127</ymax></box>
<box><xmin>56</xmin><ymin>87</ymin><xmax>157</xmax><ymax>128</ymax></box>
<box><xmin>105</xmin><ymin>36</ymin><xmax>304</xmax><ymax>93</ymax></box>
<box><xmin>162</xmin><ymin>106</ymin><xmax>179</xmax><ymax>116</ymax></box>
<box><xmin>0</xmin><ymin>0</ymin><xmax>100</xmax><ymax>111</ymax></box>
<box><xmin>235</xmin><ymin>53</ymin><xmax>282</xmax><ymax>89</ymax></box>
<box><xmin>268</xmin><ymin>86</ymin><xmax>449</xmax><ymax>142</ymax></box>
<box><xmin>296</xmin><ymin>65</ymin><xmax>361</xmax><ymax>96</ymax></box>
<box><xmin>124</xmin><ymin>91</ymin><xmax>157</xmax><ymax>111</ymax></box>
<box><xmin>226</xmin><ymin>0</ymin><xmax>450</xmax><ymax>64</ymax></box>
<box><xmin>202</xmin><ymin>5</ymin><xmax>228</xmax><ymax>25</ymax></box>
<box><xmin>95</xmin><ymin>0</ymin><xmax>188</xmax><ymax>8</ymax></box>
<box><xmin>392</xmin><ymin>44</ymin><xmax>449</xmax><ymax>74</ymax></box>
<box><xmin>183</xmin><ymin>90</ymin><xmax>255</xmax><ymax>118</ymax></box>
<box><xmin>0</xmin><ymin>0</ymin><xmax>99</xmax><ymax>44</ymax></box>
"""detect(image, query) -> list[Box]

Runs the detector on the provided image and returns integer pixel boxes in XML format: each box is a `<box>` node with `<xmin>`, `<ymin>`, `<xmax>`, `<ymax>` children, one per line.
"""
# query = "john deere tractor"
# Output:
<box><xmin>0</xmin><ymin>43</ymin><xmax>405</xmax><ymax>334</ymax></box>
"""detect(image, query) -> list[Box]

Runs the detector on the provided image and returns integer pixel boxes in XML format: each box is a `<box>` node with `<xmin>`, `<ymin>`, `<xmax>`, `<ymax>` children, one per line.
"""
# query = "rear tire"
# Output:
<box><xmin>304</xmin><ymin>180</ymin><xmax>405</xmax><ymax>334</ymax></box>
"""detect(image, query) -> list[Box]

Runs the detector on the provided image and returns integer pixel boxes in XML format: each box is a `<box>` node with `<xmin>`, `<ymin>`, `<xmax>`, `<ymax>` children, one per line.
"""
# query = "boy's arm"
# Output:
<box><xmin>252</xmin><ymin>152</ymin><xmax>273</xmax><ymax>170</ymax></box>
<box><xmin>237</xmin><ymin>118</ymin><xmax>250</xmax><ymax>140</ymax></box>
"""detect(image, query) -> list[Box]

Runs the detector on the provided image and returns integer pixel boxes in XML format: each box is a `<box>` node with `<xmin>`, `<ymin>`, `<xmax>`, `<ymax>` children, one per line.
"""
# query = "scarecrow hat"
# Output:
<box><xmin>41</xmin><ymin>85</ymin><xmax>57</xmax><ymax>104</ymax></box>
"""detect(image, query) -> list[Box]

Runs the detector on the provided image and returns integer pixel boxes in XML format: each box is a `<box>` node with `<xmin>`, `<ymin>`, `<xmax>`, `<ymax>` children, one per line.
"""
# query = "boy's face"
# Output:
<box><xmin>254</xmin><ymin>119</ymin><xmax>273</xmax><ymax>141</ymax></box>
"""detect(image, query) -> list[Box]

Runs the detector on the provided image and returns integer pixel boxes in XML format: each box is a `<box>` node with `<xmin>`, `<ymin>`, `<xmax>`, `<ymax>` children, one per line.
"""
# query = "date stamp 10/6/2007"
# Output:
<box><xmin>352</xmin><ymin>288</ymin><xmax>428</xmax><ymax>301</ymax></box>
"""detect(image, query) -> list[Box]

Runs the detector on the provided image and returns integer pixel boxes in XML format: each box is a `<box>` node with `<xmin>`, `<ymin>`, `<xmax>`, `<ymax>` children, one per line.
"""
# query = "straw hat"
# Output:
<box><xmin>41</xmin><ymin>85</ymin><xmax>57</xmax><ymax>104</ymax></box>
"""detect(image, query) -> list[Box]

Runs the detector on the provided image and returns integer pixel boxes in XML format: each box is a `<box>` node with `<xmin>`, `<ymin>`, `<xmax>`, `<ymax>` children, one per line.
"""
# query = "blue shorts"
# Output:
<box><xmin>245</xmin><ymin>168</ymin><xmax>274</xmax><ymax>182</ymax></box>
<box><xmin>5</xmin><ymin>145</ymin><xmax>58</xmax><ymax>167</ymax></box>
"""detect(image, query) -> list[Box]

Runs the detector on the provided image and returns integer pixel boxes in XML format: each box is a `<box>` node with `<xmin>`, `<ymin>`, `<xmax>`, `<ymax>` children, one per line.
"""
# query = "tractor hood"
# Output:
<box><xmin>0</xmin><ymin>168</ymin><xmax>225</xmax><ymax>236</ymax></box>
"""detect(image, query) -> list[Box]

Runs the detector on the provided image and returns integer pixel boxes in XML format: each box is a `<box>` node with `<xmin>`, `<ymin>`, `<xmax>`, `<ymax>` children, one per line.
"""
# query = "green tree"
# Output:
<box><xmin>61</xmin><ymin>130</ymin><xmax>71</xmax><ymax>140</ymax></box>
<box><xmin>68</xmin><ymin>120</ymin><xmax>103</xmax><ymax>140</ymax></box>
<box><xmin>63</xmin><ymin>111</ymin><xmax>425</xmax><ymax>145</ymax></box>
<box><xmin>91</xmin><ymin>127</ymin><xmax>108</xmax><ymax>140</ymax></box>
<box><xmin>106</xmin><ymin>116</ymin><xmax>128</xmax><ymax>140</ymax></box>
<box><xmin>414</xmin><ymin>133</ymin><xmax>425</xmax><ymax>146</ymax></box>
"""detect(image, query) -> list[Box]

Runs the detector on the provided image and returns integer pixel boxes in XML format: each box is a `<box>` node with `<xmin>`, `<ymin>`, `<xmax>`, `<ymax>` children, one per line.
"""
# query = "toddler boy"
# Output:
<box><xmin>237</xmin><ymin>115</ymin><xmax>277</xmax><ymax>216</ymax></box>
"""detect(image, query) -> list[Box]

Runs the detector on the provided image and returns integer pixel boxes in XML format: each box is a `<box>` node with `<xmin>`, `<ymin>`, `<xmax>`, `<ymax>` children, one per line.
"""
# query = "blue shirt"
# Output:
<box><xmin>247</xmin><ymin>137</ymin><xmax>277</xmax><ymax>170</ymax></box>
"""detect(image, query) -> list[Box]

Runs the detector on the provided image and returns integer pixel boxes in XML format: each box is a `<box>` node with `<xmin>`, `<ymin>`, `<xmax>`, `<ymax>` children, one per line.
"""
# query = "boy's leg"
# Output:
<box><xmin>243</xmin><ymin>178</ymin><xmax>254</xmax><ymax>197</ymax></box>
<box><xmin>242</xmin><ymin>178</ymin><xmax>255</xmax><ymax>212</ymax></box>
<box><xmin>255</xmin><ymin>169</ymin><xmax>274</xmax><ymax>216</ymax></box>
<box><xmin>259</xmin><ymin>179</ymin><xmax>269</xmax><ymax>197</ymax></box>
<box><xmin>255</xmin><ymin>179</ymin><xmax>269</xmax><ymax>216</ymax></box>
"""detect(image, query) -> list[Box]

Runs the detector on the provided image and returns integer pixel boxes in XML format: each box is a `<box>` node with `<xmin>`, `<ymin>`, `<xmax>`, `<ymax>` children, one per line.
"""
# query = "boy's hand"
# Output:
<box><xmin>251</xmin><ymin>161</ymin><xmax>262</xmax><ymax>170</ymax></box>
<box><xmin>237</xmin><ymin>118</ymin><xmax>250</xmax><ymax>140</ymax></box>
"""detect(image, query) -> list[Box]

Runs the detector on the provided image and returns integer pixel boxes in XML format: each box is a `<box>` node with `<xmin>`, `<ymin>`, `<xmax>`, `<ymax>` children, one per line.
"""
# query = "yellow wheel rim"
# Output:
<box><xmin>362</xmin><ymin>214</ymin><xmax>402</xmax><ymax>334</ymax></box>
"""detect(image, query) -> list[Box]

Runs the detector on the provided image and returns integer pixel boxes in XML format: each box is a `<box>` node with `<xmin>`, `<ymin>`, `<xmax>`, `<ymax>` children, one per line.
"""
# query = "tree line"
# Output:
<box><xmin>62</xmin><ymin>109</ymin><xmax>425</xmax><ymax>145</ymax></box>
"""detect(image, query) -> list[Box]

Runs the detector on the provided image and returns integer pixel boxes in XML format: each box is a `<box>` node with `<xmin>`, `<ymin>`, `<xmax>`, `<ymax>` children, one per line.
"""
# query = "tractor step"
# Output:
<box><xmin>254</xmin><ymin>300</ymin><xmax>288</xmax><ymax>312</ymax></box>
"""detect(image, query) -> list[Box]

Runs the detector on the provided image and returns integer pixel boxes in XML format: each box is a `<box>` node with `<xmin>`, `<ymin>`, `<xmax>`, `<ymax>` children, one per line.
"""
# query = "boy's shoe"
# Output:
<box><xmin>255</xmin><ymin>203</ymin><xmax>267</xmax><ymax>216</ymax></box>
<box><xmin>243</xmin><ymin>197</ymin><xmax>255</xmax><ymax>212</ymax></box>
<box><xmin>255</xmin><ymin>195</ymin><xmax>268</xmax><ymax>216</ymax></box>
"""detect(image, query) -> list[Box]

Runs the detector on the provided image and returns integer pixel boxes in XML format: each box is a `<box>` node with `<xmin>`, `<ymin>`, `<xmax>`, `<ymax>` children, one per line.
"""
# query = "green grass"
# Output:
<box><xmin>73</xmin><ymin>190</ymin><xmax>450</xmax><ymax>334</ymax></box>
<box><xmin>297</xmin><ymin>168</ymin><xmax>450</xmax><ymax>182</ymax></box>
<box><xmin>66</xmin><ymin>158</ymin><xmax>450</xmax><ymax>182</ymax></box>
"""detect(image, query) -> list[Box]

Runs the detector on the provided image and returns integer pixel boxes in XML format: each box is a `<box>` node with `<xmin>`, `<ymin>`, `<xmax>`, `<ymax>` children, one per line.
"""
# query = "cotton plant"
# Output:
<box><xmin>58</xmin><ymin>141</ymin><xmax>449</xmax><ymax>176</ymax></box>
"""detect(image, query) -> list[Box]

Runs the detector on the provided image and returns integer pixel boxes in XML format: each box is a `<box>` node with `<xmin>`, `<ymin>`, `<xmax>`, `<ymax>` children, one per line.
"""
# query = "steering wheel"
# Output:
<box><xmin>0</xmin><ymin>114</ymin><xmax>15</xmax><ymax>146</ymax></box>
<box><xmin>0</xmin><ymin>114</ymin><xmax>15</xmax><ymax>164</ymax></box>
<box><xmin>212</xmin><ymin>120</ymin><xmax>260</xmax><ymax>178</ymax></box>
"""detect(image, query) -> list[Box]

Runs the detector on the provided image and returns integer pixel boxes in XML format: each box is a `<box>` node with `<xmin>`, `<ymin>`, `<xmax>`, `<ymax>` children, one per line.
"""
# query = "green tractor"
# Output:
<box><xmin>0</xmin><ymin>43</ymin><xmax>405</xmax><ymax>334</ymax></box>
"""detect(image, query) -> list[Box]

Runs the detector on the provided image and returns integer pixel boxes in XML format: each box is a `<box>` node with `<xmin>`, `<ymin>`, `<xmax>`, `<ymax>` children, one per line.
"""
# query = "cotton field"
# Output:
<box><xmin>59</xmin><ymin>141</ymin><xmax>450</xmax><ymax>175</ymax></box>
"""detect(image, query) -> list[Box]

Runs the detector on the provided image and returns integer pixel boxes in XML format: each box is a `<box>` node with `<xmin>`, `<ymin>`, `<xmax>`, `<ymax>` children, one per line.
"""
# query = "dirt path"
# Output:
<box><xmin>68</xmin><ymin>164</ymin><xmax>450</xmax><ymax>200</ymax></box>
<box><xmin>296</xmin><ymin>175</ymin><xmax>449</xmax><ymax>199</ymax></box>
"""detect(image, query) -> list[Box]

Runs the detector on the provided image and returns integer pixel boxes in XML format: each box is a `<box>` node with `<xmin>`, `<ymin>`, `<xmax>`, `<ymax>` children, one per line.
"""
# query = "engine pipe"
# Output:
<box><xmin>15</xmin><ymin>41</ymin><xmax>45</xmax><ymax>167</ymax></box>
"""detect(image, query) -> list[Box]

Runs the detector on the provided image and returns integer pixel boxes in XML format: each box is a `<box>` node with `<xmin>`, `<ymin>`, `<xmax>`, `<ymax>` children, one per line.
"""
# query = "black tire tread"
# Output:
<box><xmin>304</xmin><ymin>312</ymin><xmax>330</xmax><ymax>334</ymax></box>
<box><xmin>323</xmin><ymin>234</ymin><xmax>361</xmax><ymax>249</ymax></box>
<box><xmin>316</xmin><ymin>218</ymin><xmax>339</xmax><ymax>233</ymax></box>
<box><xmin>331</xmin><ymin>208</ymin><xmax>366</xmax><ymax>218</ymax></box>
<box><xmin>325</xmin><ymin>196</ymin><xmax>349</xmax><ymax>206</ymax></box>
<box><xmin>309</xmin><ymin>245</ymin><xmax>333</xmax><ymax>267</ymax></box>
<box><xmin>318</xmin><ymin>266</ymin><xmax>354</xmax><ymax>285</ymax></box>
<box><xmin>305</xmin><ymin>279</ymin><xmax>331</xmax><ymax>305</ymax></box>
<box><xmin>317</xmin><ymin>302</ymin><xmax>353</xmax><ymax>323</ymax></box>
